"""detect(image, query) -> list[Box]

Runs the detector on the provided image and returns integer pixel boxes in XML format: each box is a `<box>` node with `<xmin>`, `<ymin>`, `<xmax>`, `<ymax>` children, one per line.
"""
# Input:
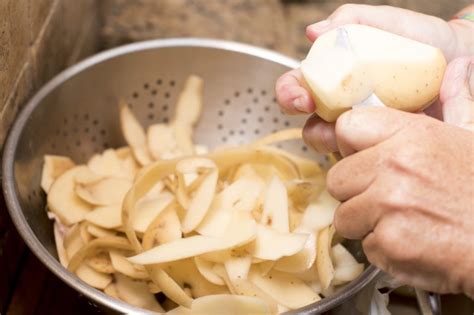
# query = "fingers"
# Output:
<box><xmin>326</xmin><ymin>145</ymin><xmax>380</xmax><ymax>201</ymax></box>
<box><xmin>440</xmin><ymin>57</ymin><xmax>474</xmax><ymax>131</ymax></box>
<box><xmin>275</xmin><ymin>69</ymin><xmax>315</xmax><ymax>115</ymax></box>
<box><xmin>334</xmin><ymin>107</ymin><xmax>420</xmax><ymax>157</ymax></box>
<box><xmin>302</xmin><ymin>114</ymin><xmax>337</xmax><ymax>153</ymax></box>
<box><xmin>333</xmin><ymin>184</ymin><xmax>382</xmax><ymax>240</ymax></box>
<box><xmin>305</xmin><ymin>4</ymin><xmax>455</xmax><ymax>60</ymax></box>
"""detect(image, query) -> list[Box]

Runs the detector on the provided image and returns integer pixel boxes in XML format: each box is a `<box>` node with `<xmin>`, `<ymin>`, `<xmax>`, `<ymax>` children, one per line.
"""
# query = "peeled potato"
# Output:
<box><xmin>47</xmin><ymin>166</ymin><xmax>93</xmax><ymax>225</ymax></box>
<box><xmin>301</xmin><ymin>24</ymin><xmax>446</xmax><ymax>122</ymax></box>
<box><xmin>41</xmin><ymin>155</ymin><xmax>75</xmax><ymax>193</ymax></box>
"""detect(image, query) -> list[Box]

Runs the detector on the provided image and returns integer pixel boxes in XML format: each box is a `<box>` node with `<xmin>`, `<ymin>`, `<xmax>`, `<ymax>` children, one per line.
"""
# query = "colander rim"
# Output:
<box><xmin>2</xmin><ymin>37</ymin><xmax>380</xmax><ymax>314</ymax></box>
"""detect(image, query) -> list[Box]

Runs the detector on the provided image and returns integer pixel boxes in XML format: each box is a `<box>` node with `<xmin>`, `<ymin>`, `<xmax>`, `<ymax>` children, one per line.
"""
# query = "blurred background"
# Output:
<box><xmin>0</xmin><ymin>0</ymin><xmax>472</xmax><ymax>314</ymax></box>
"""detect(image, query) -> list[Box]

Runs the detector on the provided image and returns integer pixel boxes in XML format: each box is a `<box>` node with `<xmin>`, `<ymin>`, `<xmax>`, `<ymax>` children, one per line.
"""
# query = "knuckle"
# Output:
<box><xmin>333</xmin><ymin>4</ymin><xmax>357</xmax><ymax>18</ymax></box>
<box><xmin>375</xmin><ymin>218</ymin><xmax>417</xmax><ymax>263</ymax></box>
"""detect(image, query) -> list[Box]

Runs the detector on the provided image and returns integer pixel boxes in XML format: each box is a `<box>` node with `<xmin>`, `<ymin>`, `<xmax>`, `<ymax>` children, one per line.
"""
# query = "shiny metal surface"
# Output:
<box><xmin>3</xmin><ymin>38</ymin><xmax>380</xmax><ymax>314</ymax></box>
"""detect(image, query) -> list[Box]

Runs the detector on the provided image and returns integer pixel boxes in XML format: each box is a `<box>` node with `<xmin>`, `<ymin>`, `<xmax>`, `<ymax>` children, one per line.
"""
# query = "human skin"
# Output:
<box><xmin>274</xmin><ymin>4</ymin><xmax>474</xmax><ymax>297</ymax></box>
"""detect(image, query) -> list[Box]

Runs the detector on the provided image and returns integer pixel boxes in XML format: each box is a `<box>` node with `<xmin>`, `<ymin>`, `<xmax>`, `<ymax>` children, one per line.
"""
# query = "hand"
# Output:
<box><xmin>327</xmin><ymin>106</ymin><xmax>474</xmax><ymax>297</ymax></box>
<box><xmin>275</xmin><ymin>4</ymin><xmax>474</xmax><ymax>124</ymax></box>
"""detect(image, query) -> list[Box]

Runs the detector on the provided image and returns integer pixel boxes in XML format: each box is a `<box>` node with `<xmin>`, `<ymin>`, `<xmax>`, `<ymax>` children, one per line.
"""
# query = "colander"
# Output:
<box><xmin>3</xmin><ymin>38</ymin><xmax>380</xmax><ymax>314</ymax></box>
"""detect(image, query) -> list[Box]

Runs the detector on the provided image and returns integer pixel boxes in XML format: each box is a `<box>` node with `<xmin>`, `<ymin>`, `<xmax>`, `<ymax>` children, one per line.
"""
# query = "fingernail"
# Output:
<box><xmin>293</xmin><ymin>96</ymin><xmax>308</xmax><ymax>113</ymax></box>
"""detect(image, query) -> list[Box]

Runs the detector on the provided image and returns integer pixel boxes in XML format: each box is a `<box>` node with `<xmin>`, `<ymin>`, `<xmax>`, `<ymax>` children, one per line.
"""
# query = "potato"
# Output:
<box><xmin>301</xmin><ymin>24</ymin><xmax>446</xmax><ymax>122</ymax></box>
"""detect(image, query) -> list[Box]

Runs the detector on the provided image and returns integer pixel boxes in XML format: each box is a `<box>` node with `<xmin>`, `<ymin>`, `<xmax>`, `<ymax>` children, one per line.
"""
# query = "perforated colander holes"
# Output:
<box><xmin>27</xmin><ymin>185</ymin><xmax>47</xmax><ymax>208</ymax></box>
<box><xmin>131</xmin><ymin>78</ymin><xmax>178</xmax><ymax>125</ymax></box>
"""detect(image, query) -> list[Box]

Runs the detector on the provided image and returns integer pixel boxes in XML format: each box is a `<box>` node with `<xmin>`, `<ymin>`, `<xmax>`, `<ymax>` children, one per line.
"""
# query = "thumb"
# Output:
<box><xmin>335</xmin><ymin>107</ymin><xmax>421</xmax><ymax>156</ymax></box>
<box><xmin>440</xmin><ymin>57</ymin><xmax>474</xmax><ymax>132</ymax></box>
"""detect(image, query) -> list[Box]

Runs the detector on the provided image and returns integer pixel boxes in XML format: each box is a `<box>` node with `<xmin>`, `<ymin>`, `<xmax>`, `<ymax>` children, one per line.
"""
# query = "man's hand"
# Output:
<box><xmin>328</xmin><ymin>107</ymin><xmax>474</xmax><ymax>297</ymax></box>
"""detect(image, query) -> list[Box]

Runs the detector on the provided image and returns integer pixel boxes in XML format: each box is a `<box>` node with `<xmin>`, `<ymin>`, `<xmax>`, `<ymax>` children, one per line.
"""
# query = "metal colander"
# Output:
<box><xmin>3</xmin><ymin>39</ymin><xmax>379</xmax><ymax>314</ymax></box>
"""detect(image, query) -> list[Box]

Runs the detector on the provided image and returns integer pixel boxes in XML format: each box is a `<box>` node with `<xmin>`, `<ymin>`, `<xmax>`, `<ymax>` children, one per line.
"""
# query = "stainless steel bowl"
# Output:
<box><xmin>3</xmin><ymin>38</ymin><xmax>380</xmax><ymax>314</ymax></box>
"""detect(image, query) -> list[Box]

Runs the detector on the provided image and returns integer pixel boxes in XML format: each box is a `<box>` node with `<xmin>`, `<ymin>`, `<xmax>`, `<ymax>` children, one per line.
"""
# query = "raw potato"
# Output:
<box><xmin>41</xmin><ymin>155</ymin><xmax>75</xmax><ymax>193</ymax></box>
<box><xmin>47</xmin><ymin>166</ymin><xmax>93</xmax><ymax>225</ymax></box>
<box><xmin>301</xmin><ymin>24</ymin><xmax>446</xmax><ymax>122</ymax></box>
<box><xmin>42</xmin><ymin>74</ymin><xmax>365</xmax><ymax>314</ymax></box>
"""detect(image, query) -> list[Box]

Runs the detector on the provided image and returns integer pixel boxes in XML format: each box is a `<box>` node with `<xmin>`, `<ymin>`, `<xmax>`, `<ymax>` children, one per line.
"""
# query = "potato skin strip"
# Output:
<box><xmin>67</xmin><ymin>237</ymin><xmax>132</xmax><ymax>272</ymax></box>
<box><xmin>43</xmin><ymin>73</ymin><xmax>365</xmax><ymax>313</ymax></box>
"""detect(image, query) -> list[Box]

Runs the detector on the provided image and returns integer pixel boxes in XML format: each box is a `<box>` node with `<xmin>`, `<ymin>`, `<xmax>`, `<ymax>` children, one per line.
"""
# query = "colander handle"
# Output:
<box><xmin>415</xmin><ymin>288</ymin><xmax>442</xmax><ymax>315</ymax></box>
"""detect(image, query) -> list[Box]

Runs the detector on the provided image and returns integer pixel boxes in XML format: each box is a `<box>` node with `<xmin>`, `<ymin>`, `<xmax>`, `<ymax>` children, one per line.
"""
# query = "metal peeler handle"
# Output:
<box><xmin>415</xmin><ymin>288</ymin><xmax>442</xmax><ymax>315</ymax></box>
